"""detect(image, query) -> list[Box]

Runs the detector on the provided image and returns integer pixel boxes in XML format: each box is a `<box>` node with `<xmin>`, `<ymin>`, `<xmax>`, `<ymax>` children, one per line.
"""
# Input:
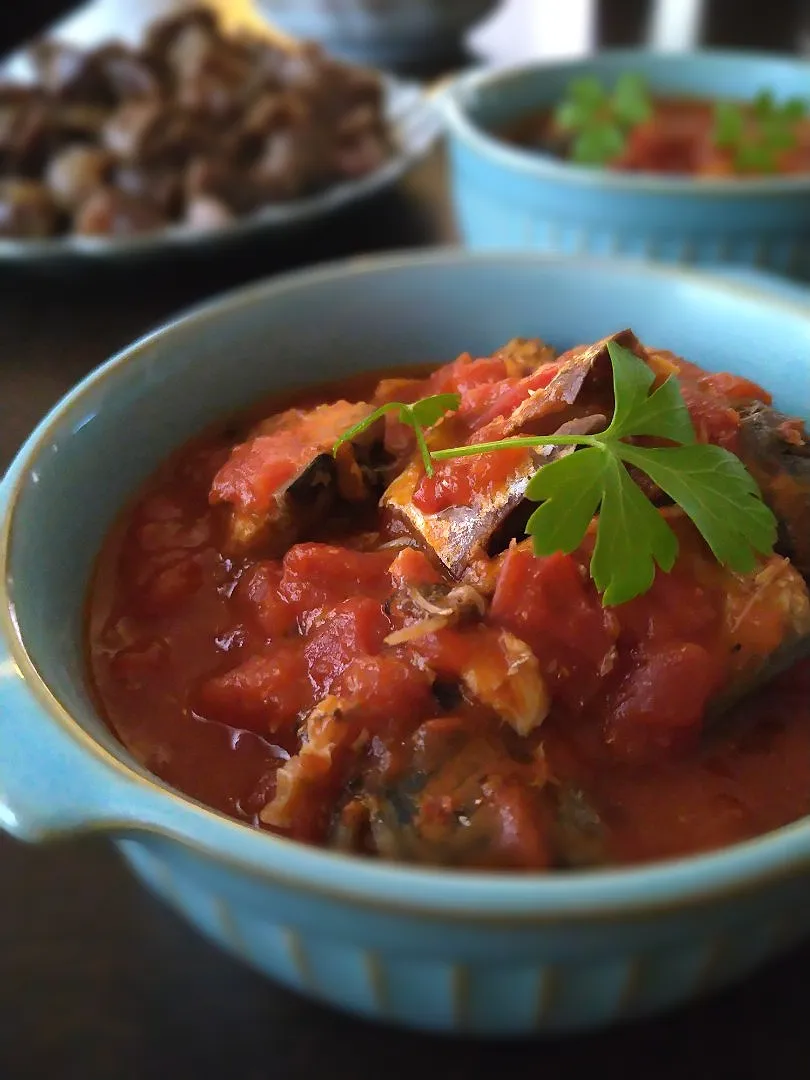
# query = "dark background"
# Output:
<box><xmin>3</xmin><ymin>0</ymin><xmax>810</xmax><ymax>57</ymax></box>
<box><xmin>4</xmin><ymin>3</ymin><xmax>810</xmax><ymax>1078</ymax></box>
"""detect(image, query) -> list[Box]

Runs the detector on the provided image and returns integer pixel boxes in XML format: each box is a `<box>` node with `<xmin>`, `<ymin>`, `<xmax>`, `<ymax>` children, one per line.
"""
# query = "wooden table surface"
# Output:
<box><xmin>3</xmin><ymin>148</ymin><xmax>810</xmax><ymax>1080</ymax></box>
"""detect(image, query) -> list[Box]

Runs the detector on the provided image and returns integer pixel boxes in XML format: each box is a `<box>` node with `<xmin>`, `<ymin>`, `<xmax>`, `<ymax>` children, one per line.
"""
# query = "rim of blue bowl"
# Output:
<box><xmin>440</xmin><ymin>48</ymin><xmax>810</xmax><ymax>196</ymax></box>
<box><xmin>5</xmin><ymin>248</ymin><xmax>810</xmax><ymax>923</ymax></box>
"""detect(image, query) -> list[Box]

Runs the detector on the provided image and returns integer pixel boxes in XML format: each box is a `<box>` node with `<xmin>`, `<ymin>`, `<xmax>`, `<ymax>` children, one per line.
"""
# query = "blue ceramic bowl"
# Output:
<box><xmin>440</xmin><ymin>50</ymin><xmax>810</xmax><ymax>279</ymax></box>
<box><xmin>3</xmin><ymin>252</ymin><xmax>810</xmax><ymax>1037</ymax></box>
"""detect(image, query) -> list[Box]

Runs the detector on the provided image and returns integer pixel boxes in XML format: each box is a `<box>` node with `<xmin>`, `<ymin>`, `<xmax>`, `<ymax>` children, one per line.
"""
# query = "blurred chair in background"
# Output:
<box><xmin>2</xmin><ymin>0</ymin><xmax>808</xmax><ymax>71</ymax></box>
<box><xmin>597</xmin><ymin>0</ymin><xmax>809</xmax><ymax>51</ymax></box>
<box><xmin>472</xmin><ymin>0</ymin><xmax>810</xmax><ymax>62</ymax></box>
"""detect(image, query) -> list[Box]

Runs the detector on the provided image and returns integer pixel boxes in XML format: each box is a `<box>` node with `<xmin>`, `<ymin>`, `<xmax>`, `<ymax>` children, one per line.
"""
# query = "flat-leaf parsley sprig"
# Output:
<box><xmin>429</xmin><ymin>342</ymin><xmax>778</xmax><ymax>606</ymax></box>
<box><xmin>553</xmin><ymin>72</ymin><xmax>652</xmax><ymax>165</ymax></box>
<box><xmin>333</xmin><ymin>392</ymin><xmax>460</xmax><ymax>478</ymax></box>
<box><xmin>713</xmin><ymin>90</ymin><xmax>807</xmax><ymax>173</ymax></box>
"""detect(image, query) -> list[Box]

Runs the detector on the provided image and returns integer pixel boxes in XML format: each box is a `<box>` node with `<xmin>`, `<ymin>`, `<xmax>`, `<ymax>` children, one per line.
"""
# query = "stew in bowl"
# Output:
<box><xmin>86</xmin><ymin>325</ymin><xmax>810</xmax><ymax>871</ymax></box>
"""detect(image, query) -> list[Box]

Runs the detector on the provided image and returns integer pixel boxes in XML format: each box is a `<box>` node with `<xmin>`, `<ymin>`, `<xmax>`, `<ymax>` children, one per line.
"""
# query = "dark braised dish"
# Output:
<box><xmin>0</xmin><ymin>7</ymin><xmax>392</xmax><ymax>239</ymax></box>
<box><xmin>87</xmin><ymin>330</ymin><xmax>810</xmax><ymax>872</ymax></box>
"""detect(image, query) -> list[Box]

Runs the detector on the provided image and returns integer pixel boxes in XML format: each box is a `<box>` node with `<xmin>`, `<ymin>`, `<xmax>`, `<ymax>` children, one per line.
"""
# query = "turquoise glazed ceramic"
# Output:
<box><xmin>441</xmin><ymin>51</ymin><xmax>810</xmax><ymax>279</ymax></box>
<box><xmin>3</xmin><ymin>252</ymin><xmax>810</xmax><ymax>1037</ymax></box>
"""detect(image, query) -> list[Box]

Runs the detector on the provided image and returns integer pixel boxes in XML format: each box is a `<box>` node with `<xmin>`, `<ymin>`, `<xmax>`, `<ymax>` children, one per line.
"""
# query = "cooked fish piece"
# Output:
<box><xmin>453</xmin><ymin>628</ymin><xmax>550</xmax><ymax>737</ymax></box>
<box><xmin>385</xmin><ymin>564</ymin><xmax>550</xmax><ymax>734</ymax></box>
<box><xmin>498</xmin><ymin>328</ymin><xmax>638</xmax><ymax>437</ymax></box>
<box><xmin>711</xmin><ymin>554</ymin><xmax>810</xmax><ymax>718</ymax></box>
<box><xmin>391</xmin><ymin>620</ymin><xmax>551</xmax><ymax>737</ymax></box>
<box><xmin>379</xmin><ymin>330</ymin><xmax>648</xmax><ymax>576</ymax></box>
<box><xmin>387</xmin><ymin>554</ymin><xmax>552</xmax><ymax>737</ymax></box>
<box><xmin>210</xmin><ymin>400</ymin><xmax>391</xmax><ymax>553</ymax></box>
<box><xmin>330</xmin><ymin>721</ymin><xmax>553</xmax><ymax>868</ymax></box>
<box><xmin>494</xmin><ymin>336</ymin><xmax>559</xmax><ymax>373</ymax></box>
<box><xmin>735</xmin><ymin>400</ymin><xmax>810</xmax><ymax>578</ymax></box>
<box><xmin>551</xmin><ymin>784</ymin><xmax>607</xmax><ymax>869</ymax></box>
<box><xmin>383</xmin><ymin>577</ymin><xmax>487</xmax><ymax>646</ymax></box>
<box><xmin>359</xmin><ymin>727</ymin><xmax>604</xmax><ymax>869</ymax></box>
<box><xmin>600</xmin><ymin>508</ymin><xmax>810</xmax><ymax>734</ymax></box>
<box><xmin>382</xmin><ymin>412</ymin><xmax>607</xmax><ymax>575</ymax></box>
<box><xmin>260</xmin><ymin>694</ymin><xmax>365</xmax><ymax>834</ymax></box>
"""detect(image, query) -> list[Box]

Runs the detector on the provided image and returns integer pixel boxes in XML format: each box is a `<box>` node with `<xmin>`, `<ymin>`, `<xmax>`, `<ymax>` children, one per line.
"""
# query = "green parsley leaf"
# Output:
<box><xmin>713</xmin><ymin>90</ymin><xmax>807</xmax><ymax>173</ymax></box>
<box><xmin>571</xmin><ymin>124</ymin><xmax>626</xmax><ymax>165</ymax></box>
<box><xmin>783</xmin><ymin>96</ymin><xmax>807</xmax><ymax>121</ymax></box>
<box><xmin>766</xmin><ymin>125</ymin><xmax>798</xmax><ymax>152</ymax></box>
<box><xmin>753</xmin><ymin>89</ymin><xmax>776</xmax><ymax>119</ymax></box>
<box><xmin>554</xmin><ymin>72</ymin><xmax>652</xmax><ymax>166</ymax></box>
<box><xmin>605</xmin><ymin>341</ymin><xmax>696</xmax><ymax>443</ymax></box>
<box><xmin>333</xmin><ymin>392</ymin><xmax>460</xmax><ymax>478</ymax></box>
<box><xmin>409</xmin><ymin>393</ymin><xmax>462</xmax><ymax>429</ymax></box>
<box><xmin>553</xmin><ymin>78</ymin><xmax>607</xmax><ymax>134</ymax></box>
<box><xmin>428</xmin><ymin>341</ymin><xmax>778</xmax><ymax>605</ymax></box>
<box><xmin>590</xmin><ymin>452</ymin><xmax>679</xmax><ymax>605</ymax></box>
<box><xmin>611</xmin><ymin>72</ymin><xmax>653</xmax><ymax>127</ymax></box>
<box><xmin>736</xmin><ymin>142</ymin><xmax>779</xmax><ymax>173</ymax></box>
<box><xmin>569</xmin><ymin>75</ymin><xmax>608</xmax><ymax>110</ymax></box>
<box><xmin>525</xmin><ymin>447</ymin><xmax>605</xmax><ymax>555</ymax></box>
<box><xmin>617</xmin><ymin>443</ymin><xmax>777</xmax><ymax>572</ymax></box>
<box><xmin>713</xmin><ymin>101</ymin><xmax>745</xmax><ymax>148</ymax></box>
<box><xmin>554</xmin><ymin>100</ymin><xmax>592</xmax><ymax>132</ymax></box>
<box><xmin>527</xmin><ymin>440</ymin><xmax>679</xmax><ymax>605</ymax></box>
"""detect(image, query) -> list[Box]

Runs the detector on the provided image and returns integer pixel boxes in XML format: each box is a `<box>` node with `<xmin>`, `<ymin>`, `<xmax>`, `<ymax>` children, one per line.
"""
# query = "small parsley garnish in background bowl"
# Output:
<box><xmin>548</xmin><ymin>74</ymin><xmax>808</xmax><ymax>175</ymax></box>
<box><xmin>553</xmin><ymin>72</ymin><xmax>652</xmax><ymax>165</ymax></box>
<box><xmin>713</xmin><ymin>90</ymin><xmax>807</xmax><ymax>173</ymax></box>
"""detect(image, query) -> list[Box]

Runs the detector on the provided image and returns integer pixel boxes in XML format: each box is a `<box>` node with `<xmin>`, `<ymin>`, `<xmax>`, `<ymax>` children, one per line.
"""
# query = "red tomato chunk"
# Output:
<box><xmin>305</xmin><ymin>597</ymin><xmax>391</xmax><ymax>695</ymax></box>
<box><xmin>491</xmin><ymin>547</ymin><xmax>619</xmax><ymax>711</ymax></box>
<box><xmin>198</xmin><ymin>646</ymin><xmax>312</xmax><ymax>735</ymax></box>
<box><xmin>280</xmin><ymin>544</ymin><xmax>395</xmax><ymax>622</ymax></box>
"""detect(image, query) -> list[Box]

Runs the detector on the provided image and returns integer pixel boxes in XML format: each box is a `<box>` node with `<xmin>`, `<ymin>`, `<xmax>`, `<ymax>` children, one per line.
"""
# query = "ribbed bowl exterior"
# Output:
<box><xmin>121</xmin><ymin>838</ymin><xmax>810</xmax><ymax>1035</ymax></box>
<box><xmin>449</xmin><ymin>141</ymin><xmax>810</xmax><ymax>278</ymax></box>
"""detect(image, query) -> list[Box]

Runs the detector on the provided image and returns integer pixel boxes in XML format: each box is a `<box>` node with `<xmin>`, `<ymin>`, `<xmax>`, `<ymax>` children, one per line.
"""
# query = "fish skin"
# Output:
<box><xmin>213</xmin><ymin>401</ymin><xmax>390</xmax><ymax>555</ymax></box>
<box><xmin>735</xmin><ymin>400</ymin><xmax>810</xmax><ymax>579</ymax></box>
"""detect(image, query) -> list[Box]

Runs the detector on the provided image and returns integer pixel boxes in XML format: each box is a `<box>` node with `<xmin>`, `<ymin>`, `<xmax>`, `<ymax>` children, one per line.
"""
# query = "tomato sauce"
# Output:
<box><xmin>86</xmin><ymin>347</ymin><xmax>810</xmax><ymax>871</ymax></box>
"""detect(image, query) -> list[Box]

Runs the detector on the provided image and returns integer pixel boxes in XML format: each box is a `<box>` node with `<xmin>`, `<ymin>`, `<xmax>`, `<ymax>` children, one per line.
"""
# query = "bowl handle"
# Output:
<box><xmin>0</xmin><ymin>644</ymin><xmax>153</xmax><ymax>842</ymax></box>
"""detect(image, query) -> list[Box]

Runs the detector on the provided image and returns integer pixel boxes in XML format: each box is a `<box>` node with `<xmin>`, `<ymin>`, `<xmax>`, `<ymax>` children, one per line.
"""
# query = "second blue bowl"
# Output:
<box><xmin>440</xmin><ymin>50</ymin><xmax>810</xmax><ymax>279</ymax></box>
